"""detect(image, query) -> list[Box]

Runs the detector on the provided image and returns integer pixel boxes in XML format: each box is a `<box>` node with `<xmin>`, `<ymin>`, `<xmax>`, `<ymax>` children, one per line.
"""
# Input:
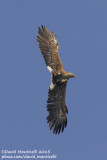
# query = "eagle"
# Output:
<box><xmin>37</xmin><ymin>25</ymin><xmax>77</xmax><ymax>135</ymax></box>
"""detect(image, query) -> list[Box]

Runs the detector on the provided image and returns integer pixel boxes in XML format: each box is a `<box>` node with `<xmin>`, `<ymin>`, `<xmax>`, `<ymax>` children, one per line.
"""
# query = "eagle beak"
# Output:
<box><xmin>72</xmin><ymin>74</ymin><xmax>77</xmax><ymax>78</ymax></box>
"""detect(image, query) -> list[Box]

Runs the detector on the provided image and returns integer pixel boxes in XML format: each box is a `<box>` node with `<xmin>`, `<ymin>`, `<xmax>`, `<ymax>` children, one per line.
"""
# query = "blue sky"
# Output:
<box><xmin>0</xmin><ymin>0</ymin><xmax>107</xmax><ymax>159</ymax></box>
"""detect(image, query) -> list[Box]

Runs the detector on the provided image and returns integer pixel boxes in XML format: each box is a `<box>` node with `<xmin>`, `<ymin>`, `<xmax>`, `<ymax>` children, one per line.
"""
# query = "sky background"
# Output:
<box><xmin>0</xmin><ymin>0</ymin><xmax>107</xmax><ymax>160</ymax></box>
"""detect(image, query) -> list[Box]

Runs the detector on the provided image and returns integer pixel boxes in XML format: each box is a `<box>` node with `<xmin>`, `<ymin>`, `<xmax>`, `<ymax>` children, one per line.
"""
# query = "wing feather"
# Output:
<box><xmin>47</xmin><ymin>81</ymin><xmax>68</xmax><ymax>135</ymax></box>
<box><xmin>37</xmin><ymin>25</ymin><xmax>64</xmax><ymax>72</ymax></box>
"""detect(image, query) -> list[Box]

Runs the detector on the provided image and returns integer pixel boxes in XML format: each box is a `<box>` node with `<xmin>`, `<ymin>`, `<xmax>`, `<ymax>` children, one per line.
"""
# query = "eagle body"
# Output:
<box><xmin>37</xmin><ymin>25</ymin><xmax>76</xmax><ymax>134</ymax></box>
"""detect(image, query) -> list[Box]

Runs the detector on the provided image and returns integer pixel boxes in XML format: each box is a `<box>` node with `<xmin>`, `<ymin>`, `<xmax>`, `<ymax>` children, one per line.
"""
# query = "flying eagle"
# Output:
<box><xmin>37</xmin><ymin>25</ymin><xmax>77</xmax><ymax>135</ymax></box>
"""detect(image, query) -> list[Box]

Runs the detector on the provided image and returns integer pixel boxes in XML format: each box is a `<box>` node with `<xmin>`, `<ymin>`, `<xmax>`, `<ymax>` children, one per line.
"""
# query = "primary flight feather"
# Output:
<box><xmin>37</xmin><ymin>25</ymin><xmax>77</xmax><ymax>135</ymax></box>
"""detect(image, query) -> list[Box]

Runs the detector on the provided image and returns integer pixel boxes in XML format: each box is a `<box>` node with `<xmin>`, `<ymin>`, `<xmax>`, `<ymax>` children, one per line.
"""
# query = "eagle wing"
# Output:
<box><xmin>47</xmin><ymin>80</ymin><xmax>68</xmax><ymax>134</ymax></box>
<box><xmin>37</xmin><ymin>25</ymin><xmax>64</xmax><ymax>72</ymax></box>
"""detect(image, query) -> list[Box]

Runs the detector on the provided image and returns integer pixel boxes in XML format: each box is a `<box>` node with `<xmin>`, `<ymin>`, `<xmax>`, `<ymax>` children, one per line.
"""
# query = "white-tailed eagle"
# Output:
<box><xmin>37</xmin><ymin>25</ymin><xmax>77</xmax><ymax>135</ymax></box>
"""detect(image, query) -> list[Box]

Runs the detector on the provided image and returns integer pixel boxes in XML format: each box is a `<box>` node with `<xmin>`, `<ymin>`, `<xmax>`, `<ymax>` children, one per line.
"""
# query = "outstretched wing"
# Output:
<box><xmin>37</xmin><ymin>25</ymin><xmax>64</xmax><ymax>72</ymax></box>
<box><xmin>47</xmin><ymin>81</ymin><xmax>68</xmax><ymax>134</ymax></box>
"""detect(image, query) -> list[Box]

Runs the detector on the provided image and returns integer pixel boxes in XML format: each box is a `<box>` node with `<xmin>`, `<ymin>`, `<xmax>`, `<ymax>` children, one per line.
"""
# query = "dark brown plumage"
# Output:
<box><xmin>37</xmin><ymin>25</ymin><xmax>76</xmax><ymax>134</ymax></box>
